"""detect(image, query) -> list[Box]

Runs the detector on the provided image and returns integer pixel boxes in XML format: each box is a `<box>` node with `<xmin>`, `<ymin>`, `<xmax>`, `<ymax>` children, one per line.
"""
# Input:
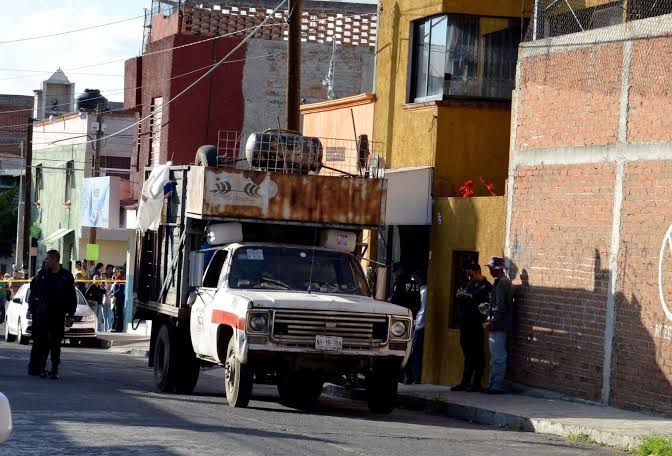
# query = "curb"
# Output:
<box><xmin>109</xmin><ymin>347</ymin><xmax>149</xmax><ymax>358</ymax></box>
<box><xmin>322</xmin><ymin>385</ymin><xmax>639</xmax><ymax>450</ymax></box>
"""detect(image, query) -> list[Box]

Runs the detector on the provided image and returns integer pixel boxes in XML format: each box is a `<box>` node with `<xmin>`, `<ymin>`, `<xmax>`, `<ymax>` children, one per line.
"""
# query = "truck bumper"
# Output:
<box><xmin>246</xmin><ymin>344</ymin><xmax>407</xmax><ymax>372</ymax></box>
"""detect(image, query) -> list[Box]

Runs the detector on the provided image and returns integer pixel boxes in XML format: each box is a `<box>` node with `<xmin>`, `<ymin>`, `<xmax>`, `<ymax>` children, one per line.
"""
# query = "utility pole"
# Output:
<box><xmin>89</xmin><ymin>107</ymin><xmax>104</xmax><ymax>246</ymax></box>
<box><xmin>286</xmin><ymin>0</ymin><xmax>302</xmax><ymax>131</ymax></box>
<box><xmin>22</xmin><ymin>119</ymin><xmax>33</xmax><ymax>276</ymax></box>
<box><xmin>14</xmin><ymin>141</ymin><xmax>24</xmax><ymax>273</ymax></box>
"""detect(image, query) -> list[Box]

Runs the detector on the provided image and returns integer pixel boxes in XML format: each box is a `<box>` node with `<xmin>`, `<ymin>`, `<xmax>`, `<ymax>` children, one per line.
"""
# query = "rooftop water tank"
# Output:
<box><xmin>245</xmin><ymin>131</ymin><xmax>323</xmax><ymax>175</ymax></box>
<box><xmin>76</xmin><ymin>89</ymin><xmax>108</xmax><ymax>112</ymax></box>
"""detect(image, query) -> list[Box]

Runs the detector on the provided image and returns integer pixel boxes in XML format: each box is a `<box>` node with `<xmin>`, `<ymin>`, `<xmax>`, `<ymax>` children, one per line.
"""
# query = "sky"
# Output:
<box><xmin>0</xmin><ymin>0</ymin><xmax>145</xmax><ymax>102</ymax></box>
<box><xmin>0</xmin><ymin>0</ymin><xmax>377</xmax><ymax>103</ymax></box>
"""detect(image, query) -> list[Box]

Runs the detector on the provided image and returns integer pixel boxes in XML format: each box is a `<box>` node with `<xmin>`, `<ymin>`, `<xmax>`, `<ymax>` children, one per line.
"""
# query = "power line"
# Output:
<box><xmin>0</xmin><ymin>22</ymin><xmax>285</xmax><ymax>83</ymax></box>
<box><xmin>81</xmin><ymin>0</ymin><xmax>289</xmax><ymax>149</ymax></box>
<box><xmin>0</xmin><ymin>49</ymin><xmax>287</xmax><ymax>116</ymax></box>
<box><xmin>0</xmin><ymin>14</ymin><xmax>146</xmax><ymax>44</ymax></box>
<box><xmin>0</xmin><ymin>68</ymin><xmax>123</xmax><ymax>77</ymax></box>
<box><xmin>0</xmin><ymin>103</ymin><xmax>140</xmax><ymax>131</ymax></box>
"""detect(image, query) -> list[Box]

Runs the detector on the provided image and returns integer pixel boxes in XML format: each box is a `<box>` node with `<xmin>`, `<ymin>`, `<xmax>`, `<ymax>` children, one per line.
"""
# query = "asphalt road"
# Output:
<box><xmin>0</xmin><ymin>336</ymin><xmax>623</xmax><ymax>456</ymax></box>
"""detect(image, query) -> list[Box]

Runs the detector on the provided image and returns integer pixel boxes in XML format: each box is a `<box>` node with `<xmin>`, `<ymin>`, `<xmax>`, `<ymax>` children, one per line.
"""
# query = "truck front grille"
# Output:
<box><xmin>271</xmin><ymin>310</ymin><xmax>389</xmax><ymax>349</ymax></box>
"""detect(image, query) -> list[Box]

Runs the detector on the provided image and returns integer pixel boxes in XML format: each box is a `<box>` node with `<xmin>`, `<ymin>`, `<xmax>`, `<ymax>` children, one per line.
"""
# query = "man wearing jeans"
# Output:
<box><xmin>483</xmin><ymin>256</ymin><xmax>513</xmax><ymax>394</ymax></box>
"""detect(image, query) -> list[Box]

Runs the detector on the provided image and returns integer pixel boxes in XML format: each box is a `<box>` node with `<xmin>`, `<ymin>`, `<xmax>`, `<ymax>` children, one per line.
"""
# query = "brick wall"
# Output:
<box><xmin>508</xmin><ymin>17</ymin><xmax>672</xmax><ymax>415</ymax></box>
<box><xmin>509</xmin><ymin>163</ymin><xmax>614</xmax><ymax>401</ymax></box>
<box><xmin>628</xmin><ymin>37</ymin><xmax>672</xmax><ymax>143</ymax></box>
<box><xmin>610</xmin><ymin>161</ymin><xmax>672</xmax><ymax>412</ymax></box>
<box><xmin>0</xmin><ymin>95</ymin><xmax>33</xmax><ymax>158</ymax></box>
<box><xmin>515</xmin><ymin>44</ymin><xmax>622</xmax><ymax>151</ymax></box>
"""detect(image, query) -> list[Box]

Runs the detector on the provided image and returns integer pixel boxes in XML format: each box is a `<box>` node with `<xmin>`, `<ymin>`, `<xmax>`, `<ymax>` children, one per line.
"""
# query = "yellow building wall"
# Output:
<box><xmin>373</xmin><ymin>0</ymin><xmax>527</xmax><ymax>196</ymax></box>
<box><xmin>434</xmin><ymin>103</ymin><xmax>512</xmax><ymax>197</ymax></box>
<box><xmin>423</xmin><ymin>196</ymin><xmax>505</xmax><ymax>385</ymax></box>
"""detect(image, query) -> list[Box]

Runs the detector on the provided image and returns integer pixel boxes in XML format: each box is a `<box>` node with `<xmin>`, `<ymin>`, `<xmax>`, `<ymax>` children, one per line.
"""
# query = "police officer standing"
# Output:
<box><xmin>28</xmin><ymin>250</ymin><xmax>77</xmax><ymax>379</ymax></box>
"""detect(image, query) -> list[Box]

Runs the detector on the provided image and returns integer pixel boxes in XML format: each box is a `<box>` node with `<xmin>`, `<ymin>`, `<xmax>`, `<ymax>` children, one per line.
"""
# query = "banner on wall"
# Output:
<box><xmin>81</xmin><ymin>176</ymin><xmax>120</xmax><ymax>229</ymax></box>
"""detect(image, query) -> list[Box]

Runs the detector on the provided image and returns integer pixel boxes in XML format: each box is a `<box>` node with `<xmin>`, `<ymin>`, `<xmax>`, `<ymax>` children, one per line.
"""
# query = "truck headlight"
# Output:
<box><xmin>248</xmin><ymin>312</ymin><xmax>269</xmax><ymax>332</ymax></box>
<box><xmin>81</xmin><ymin>314</ymin><xmax>96</xmax><ymax>322</ymax></box>
<box><xmin>390</xmin><ymin>320</ymin><xmax>407</xmax><ymax>338</ymax></box>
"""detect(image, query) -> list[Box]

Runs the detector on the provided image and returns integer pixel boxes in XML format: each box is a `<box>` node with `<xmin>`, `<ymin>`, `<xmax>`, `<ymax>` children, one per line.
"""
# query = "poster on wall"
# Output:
<box><xmin>81</xmin><ymin>176</ymin><xmax>115</xmax><ymax>228</ymax></box>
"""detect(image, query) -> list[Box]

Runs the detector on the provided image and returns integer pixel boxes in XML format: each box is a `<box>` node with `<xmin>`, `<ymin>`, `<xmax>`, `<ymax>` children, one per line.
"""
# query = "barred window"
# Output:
<box><xmin>410</xmin><ymin>15</ymin><xmax>522</xmax><ymax>102</ymax></box>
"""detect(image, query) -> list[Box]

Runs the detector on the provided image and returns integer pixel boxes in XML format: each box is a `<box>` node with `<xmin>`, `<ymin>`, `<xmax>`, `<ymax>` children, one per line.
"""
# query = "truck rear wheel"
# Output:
<box><xmin>277</xmin><ymin>374</ymin><xmax>323</xmax><ymax>410</ymax></box>
<box><xmin>224</xmin><ymin>336</ymin><xmax>253</xmax><ymax>407</ymax></box>
<box><xmin>154</xmin><ymin>324</ymin><xmax>177</xmax><ymax>393</ymax></box>
<box><xmin>366</xmin><ymin>369</ymin><xmax>398</xmax><ymax>414</ymax></box>
<box><xmin>174</xmin><ymin>340</ymin><xmax>200</xmax><ymax>394</ymax></box>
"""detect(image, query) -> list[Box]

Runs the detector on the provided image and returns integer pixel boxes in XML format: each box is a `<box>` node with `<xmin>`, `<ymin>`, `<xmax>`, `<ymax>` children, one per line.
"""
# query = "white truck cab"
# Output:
<box><xmin>187</xmin><ymin>241</ymin><xmax>411</xmax><ymax>411</ymax></box>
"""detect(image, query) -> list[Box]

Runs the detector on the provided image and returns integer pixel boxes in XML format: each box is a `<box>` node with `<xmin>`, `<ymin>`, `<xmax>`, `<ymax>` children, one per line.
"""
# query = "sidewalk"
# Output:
<box><xmin>324</xmin><ymin>383</ymin><xmax>672</xmax><ymax>450</ymax></box>
<box><xmin>96</xmin><ymin>331</ymin><xmax>150</xmax><ymax>357</ymax></box>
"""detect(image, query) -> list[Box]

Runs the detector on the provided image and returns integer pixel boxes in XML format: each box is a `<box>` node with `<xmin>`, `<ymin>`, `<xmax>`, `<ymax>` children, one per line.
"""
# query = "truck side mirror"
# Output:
<box><xmin>0</xmin><ymin>393</ymin><xmax>12</xmax><ymax>444</ymax></box>
<box><xmin>189</xmin><ymin>252</ymin><xmax>205</xmax><ymax>288</ymax></box>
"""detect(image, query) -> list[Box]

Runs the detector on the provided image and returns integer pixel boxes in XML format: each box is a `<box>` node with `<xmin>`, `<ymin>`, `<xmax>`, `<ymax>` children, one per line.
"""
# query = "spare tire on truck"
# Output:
<box><xmin>195</xmin><ymin>145</ymin><xmax>218</xmax><ymax>167</ymax></box>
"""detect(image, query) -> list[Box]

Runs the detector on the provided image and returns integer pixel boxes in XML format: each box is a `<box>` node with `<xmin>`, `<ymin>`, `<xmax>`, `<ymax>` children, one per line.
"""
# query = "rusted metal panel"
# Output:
<box><xmin>187</xmin><ymin>167</ymin><xmax>387</xmax><ymax>227</ymax></box>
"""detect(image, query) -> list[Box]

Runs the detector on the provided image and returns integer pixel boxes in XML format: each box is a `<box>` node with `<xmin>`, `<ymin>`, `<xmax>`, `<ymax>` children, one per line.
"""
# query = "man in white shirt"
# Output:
<box><xmin>410</xmin><ymin>270</ymin><xmax>427</xmax><ymax>384</ymax></box>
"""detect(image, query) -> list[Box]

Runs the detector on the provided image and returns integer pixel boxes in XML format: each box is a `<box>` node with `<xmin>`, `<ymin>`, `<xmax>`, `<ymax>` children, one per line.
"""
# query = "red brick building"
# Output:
<box><xmin>124</xmin><ymin>0</ymin><xmax>377</xmax><ymax>197</ymax></box>
<box><xmin>506</xmin><ymin>5</ymin><xmax>672</xmax><ymax>414</ymax></box>
<box><xmin>0</xmin><ymin>94</ymin><xmax>32</xmax><ymax>158</ymax></box>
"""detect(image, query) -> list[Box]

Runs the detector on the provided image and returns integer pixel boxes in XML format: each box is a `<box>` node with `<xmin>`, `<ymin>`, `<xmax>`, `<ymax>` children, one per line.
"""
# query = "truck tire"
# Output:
<box><xmin>224</xmin><ymin>336</ymin><xmax>253</xmax><ymax>408</ymax></box>
<box><xmin>366</xmin><ymin>369</ymin><xmax>398</xmax><ymax>414</ymax></box>
<box><xmin>277</xmin><ymin>374</ymin><xmax>323</xmax><ymax>410</ymax></box>
<box><xmin>154</xmin><ymin>324</ymin><xmax>177</xmax><ymax>393</ymax></box>
<box><xmin>195</xmin><ymin>145</ymin><xmax>218</xmax><ymax>167</ymax></box>
<box><xmin>174</xmin><ymin>339</ymin><xmax>200</xmax><ymax>394</ymax></box>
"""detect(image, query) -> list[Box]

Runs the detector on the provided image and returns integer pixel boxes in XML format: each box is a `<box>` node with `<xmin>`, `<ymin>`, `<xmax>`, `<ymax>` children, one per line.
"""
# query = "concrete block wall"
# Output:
<box><xmin>507</xmin><ymin>14</ymin><xmax>672</xmax><ymax>415</ymax></box>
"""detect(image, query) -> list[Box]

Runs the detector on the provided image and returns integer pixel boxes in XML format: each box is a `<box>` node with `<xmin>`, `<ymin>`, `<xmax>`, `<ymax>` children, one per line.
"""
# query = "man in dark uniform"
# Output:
<box><xmin>452</xmin><ymin>263</ymin><xmax>492</xmax><ymax>392</ymax></box>
<box><xmin>28</xmin><ymin>250</ymin><xmax>77</xmax><ymax>379</ymax></box>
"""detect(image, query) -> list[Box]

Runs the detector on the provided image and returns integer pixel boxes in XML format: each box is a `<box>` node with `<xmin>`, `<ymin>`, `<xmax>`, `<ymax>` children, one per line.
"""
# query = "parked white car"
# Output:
<box><xmin>4</xmin><ymin>284</ymin><xmax>97</xmax><ymax>346</ymax></box>
<box><xmin>0</xmin><ymin>393</ymin><xmax>11</xmax><ymax>444</ymax></box>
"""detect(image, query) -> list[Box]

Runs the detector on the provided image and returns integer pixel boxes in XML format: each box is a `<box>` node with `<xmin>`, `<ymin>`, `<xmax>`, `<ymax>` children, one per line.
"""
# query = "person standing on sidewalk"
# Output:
<box><xmin>452</xmin><ymin>264</ymin><xmax>492</xmax><ymax>392</ymax></box>
<box><xmin>410</xmin><ymin>270</ymin><xmax>427</xmax><ymax>384</ymax></box>
<box><xmin>101</xmin><ymin>273</ymin><xmax>114</xmax><ymax>332</ymax></box>
<box><xmin>27</xmin><ymin>250</ymin><xmax>77</xmax><ymax>379</ymax></box>
<box><xmin>482</xmin><ymin>256</ymin><xmax>514</xmax><ymax>395</ymax></box>
<box><xmin>85</xmin><ymin>275</ymin><xmax>106</xmax><ymax>333</ymax></box>
<box><xmin>111</xmin><ymin>268</ymin><xmax>126</xmax><ymax>332</ymax></box>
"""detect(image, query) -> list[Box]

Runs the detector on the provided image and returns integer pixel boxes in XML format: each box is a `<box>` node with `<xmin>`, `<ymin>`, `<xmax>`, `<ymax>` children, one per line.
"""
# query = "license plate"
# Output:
<box><xmin>315</xmin><ymin>335</ymin><xmax>342</xmax><ymax>351</ymax></box>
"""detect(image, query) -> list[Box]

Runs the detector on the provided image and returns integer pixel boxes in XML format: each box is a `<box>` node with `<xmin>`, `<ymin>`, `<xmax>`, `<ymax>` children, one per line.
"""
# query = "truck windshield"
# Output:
<box><xmin>228</xmin><ymin>246</ymin><xmax>370</xmax><ymax>296</ymax></box>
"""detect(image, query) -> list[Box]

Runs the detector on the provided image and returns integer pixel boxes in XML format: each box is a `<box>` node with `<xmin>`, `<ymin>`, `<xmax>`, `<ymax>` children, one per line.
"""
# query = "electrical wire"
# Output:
<box><xmin>0</xmin><ymin>69</ymin><xmax>123</xmax><ymax>77</ymax></box>
<box><xmin>0</xmin><ymin>103</ymin><xmax>141</xmax><ymax>131</ymax></box>
<box><xmin>0</xmin><ymin>22</ymin><xmax>286</xmax><ymax>83</ymax></box>
<box><xmin>0</xmin><ymin>14</ymin><xmax>146</xmax><ymax>44</ymax></box>
<box><xmin>0</xmin><ymin>49</ymin><xmax>288</xmax><ymax>116</ymax></box>
<box><xmin>8</xmin><ymin>0</ymin><xmax>289</xmax><ymax>150</ymax></box>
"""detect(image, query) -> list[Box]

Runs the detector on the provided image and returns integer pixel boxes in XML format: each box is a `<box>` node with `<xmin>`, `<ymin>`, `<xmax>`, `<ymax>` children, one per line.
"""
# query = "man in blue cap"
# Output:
<box><xmin>482</xmin><ymin>256</ymin><xmax>513</xmax><ymax>394</ymax></box>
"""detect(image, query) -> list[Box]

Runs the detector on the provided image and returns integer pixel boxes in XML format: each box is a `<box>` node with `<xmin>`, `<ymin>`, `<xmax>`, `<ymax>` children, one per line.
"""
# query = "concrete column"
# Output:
<box><xmin>123</xmin><ymin>230</ymin><xmax>137</xmax><ymax>333</ymax></box>
<box><xmin>601</xmin><ymin>38</ymin><xmax>632</xmax><ymax>405</ymax></box>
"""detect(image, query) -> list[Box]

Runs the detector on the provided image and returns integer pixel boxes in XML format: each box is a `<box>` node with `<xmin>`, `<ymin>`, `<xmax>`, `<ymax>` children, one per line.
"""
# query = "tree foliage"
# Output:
<box><xmin>0</xmin><ymin>187</ymin><xmax>18</xmax><ymax>253</ymax></box>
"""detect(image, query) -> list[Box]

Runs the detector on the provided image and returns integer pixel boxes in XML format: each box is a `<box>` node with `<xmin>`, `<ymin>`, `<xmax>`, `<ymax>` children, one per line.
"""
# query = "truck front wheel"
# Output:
<box><xmin>154</xmin><ymin>324</ymin><xmax>176</xmax><ymax>393</ymax></box>
<box><xmin>224</xmin><ymin>336</ymin><xmax>253</xmax><ymax>407</ymax></box>
<box><xmin>366</xmin><ymin>369</ymin><xmax>398</xmax><ymax>414</ymax></box>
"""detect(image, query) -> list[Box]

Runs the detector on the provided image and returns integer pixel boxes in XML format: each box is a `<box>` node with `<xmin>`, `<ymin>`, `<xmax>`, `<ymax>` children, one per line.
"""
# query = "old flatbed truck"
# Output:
<box><xmin>133</xmin><ymin>135</ymin><xmax>412</xmax><ymax>413</ymax></box>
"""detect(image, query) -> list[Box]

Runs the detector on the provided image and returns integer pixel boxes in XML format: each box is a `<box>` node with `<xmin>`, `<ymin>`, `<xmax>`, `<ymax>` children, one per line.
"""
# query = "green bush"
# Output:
<box><xmin>636</xmin><ymin>435</ymin><xmax>672</xmax><ymax>456</ymax></box>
